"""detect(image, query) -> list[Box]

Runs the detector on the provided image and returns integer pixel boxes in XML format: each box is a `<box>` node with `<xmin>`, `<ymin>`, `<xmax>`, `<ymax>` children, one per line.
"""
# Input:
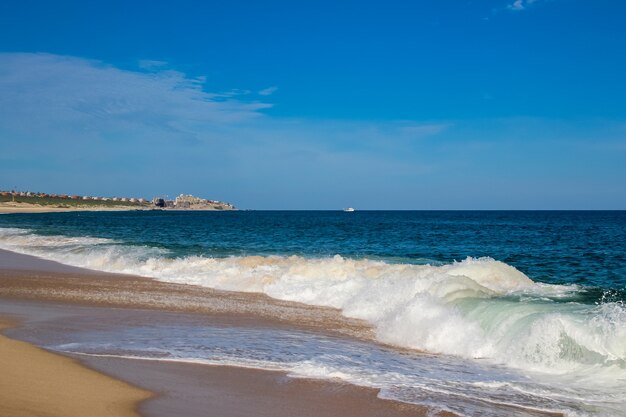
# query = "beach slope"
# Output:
<box><xmin>0</xmin><ymin>320</ymin><xmax>152</xmax><ymax>417</ymax></box>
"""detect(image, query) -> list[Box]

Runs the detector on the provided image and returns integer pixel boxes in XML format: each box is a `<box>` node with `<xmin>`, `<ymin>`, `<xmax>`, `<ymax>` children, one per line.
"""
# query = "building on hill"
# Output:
<box><xmin>175</xmin><ymin>194</ymin><xmax>207</xmax><ymax>205</ymax></box>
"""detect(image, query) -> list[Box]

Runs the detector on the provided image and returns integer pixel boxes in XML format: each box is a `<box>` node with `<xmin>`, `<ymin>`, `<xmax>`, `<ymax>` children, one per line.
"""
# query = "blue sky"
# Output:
<box><xmin>1</xmin><ymin>0</ymin><xmax>625</xmax><ymax>209</ymax></box>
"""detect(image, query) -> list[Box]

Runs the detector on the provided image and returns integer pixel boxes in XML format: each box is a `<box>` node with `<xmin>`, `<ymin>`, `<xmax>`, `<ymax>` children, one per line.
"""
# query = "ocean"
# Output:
<box><xmin>1</xmin><ymin>210</ymin><xmax>625</xmax><ymax>416</ymax></box>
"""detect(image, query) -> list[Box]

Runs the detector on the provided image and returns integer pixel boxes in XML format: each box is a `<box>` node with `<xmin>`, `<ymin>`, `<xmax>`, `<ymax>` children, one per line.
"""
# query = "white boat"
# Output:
<box><xmin>343</xmin><ymin>207</ymin><xmax>355</xmax><ymax>212</ymax></box>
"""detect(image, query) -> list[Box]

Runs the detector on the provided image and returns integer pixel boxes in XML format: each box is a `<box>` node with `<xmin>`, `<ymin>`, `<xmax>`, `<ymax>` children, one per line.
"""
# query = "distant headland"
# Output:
<box><xmin>152</xmin><ymin>194</ymin><xmax>236</xmax><ymax>211</ymax></box>
<box><xmin>0</xmin><ymin>190</ymin><xmax>236</xmax><ymax>213</ymax></box>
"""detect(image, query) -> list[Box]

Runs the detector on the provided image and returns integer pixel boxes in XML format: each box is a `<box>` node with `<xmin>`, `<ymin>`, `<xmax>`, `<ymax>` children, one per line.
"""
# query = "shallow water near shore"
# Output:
<box><xmin>0</xmin><ymin>300</ymin><xmax>608</xmax><ymax>417</ymax></box>
<box><xmin>1</xmin><ymin>211</ymin><xmax>625</xmax><ymax>416</ymax></box>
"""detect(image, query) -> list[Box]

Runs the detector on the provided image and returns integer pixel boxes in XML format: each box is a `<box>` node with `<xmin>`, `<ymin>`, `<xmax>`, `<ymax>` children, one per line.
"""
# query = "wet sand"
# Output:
<box><xmin>0</xmin><ymin>249</ymin><xmax>371</xmax><ymax>340</ymax></box>
<box><xmin>0</xmin><ymin>319</ymin><xmax>151</xmax><ymax>417</ymax></box>
<box><xmin>0</xmin><ymin>249</ymin><xmax>444</xmax><ymax>417</ymax></box>
<box><xmin>86</xmin><ymin>356</ymin><xmax>434</xmax><ymax>417</ymax></box>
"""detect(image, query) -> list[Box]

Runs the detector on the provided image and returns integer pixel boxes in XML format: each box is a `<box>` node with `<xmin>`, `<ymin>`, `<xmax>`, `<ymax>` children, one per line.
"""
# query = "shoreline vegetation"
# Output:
<box><xmin>0</xmin><ymin>191</ymin><xmax>236</xmax><ymax>213</ymax></box>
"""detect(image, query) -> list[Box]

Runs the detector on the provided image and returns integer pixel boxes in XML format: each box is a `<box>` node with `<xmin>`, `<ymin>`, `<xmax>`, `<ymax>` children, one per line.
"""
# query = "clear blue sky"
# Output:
<box><xmin>1</xmin><ymin>0</ymin><xmax>625</xmax><ymax>209</ymax></box>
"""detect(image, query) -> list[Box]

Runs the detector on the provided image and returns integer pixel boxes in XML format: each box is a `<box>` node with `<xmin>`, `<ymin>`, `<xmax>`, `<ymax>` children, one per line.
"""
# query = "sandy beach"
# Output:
<box><xmin>0</xmin><ymin>249</ymin><xmax>446</xmax><ymax>417</ymax></box>
<box><xmin>0</xmin><ymin>319</ymin><xmax>151</xmax><ymax>417</ymax></box>
<box><xmin>0</xmin><ymin>202</ymin><xmax>148</xmax><ymax>214</ymax></box>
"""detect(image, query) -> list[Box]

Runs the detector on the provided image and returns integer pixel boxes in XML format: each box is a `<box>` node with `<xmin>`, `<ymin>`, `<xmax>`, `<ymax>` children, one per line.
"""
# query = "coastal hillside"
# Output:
<box><xmin>0</xmin><ymin>191</ymin><xmax>235</xmax><ymax>213</ymax></box>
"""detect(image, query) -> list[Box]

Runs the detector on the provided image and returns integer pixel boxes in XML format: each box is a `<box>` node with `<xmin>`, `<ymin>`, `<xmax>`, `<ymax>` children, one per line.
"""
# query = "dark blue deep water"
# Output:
<box><xmin>1</xmin><ymin>210</ymin><xmax>625</xmax><ymax>295</ymax></box>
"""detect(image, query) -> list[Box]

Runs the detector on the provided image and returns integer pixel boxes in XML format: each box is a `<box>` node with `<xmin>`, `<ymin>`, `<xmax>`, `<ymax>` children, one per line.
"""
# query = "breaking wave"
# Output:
<box><xmin>1</xmin><ymin>226</ymin><xmax>625</xmax><ymax>387</ymax></box>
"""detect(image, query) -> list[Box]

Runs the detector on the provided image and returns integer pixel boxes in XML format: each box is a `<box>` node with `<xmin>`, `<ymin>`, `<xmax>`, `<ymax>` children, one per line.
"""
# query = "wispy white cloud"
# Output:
<box><xmin>0</xmin><ymin>52</ymin><xmax>446</xmax><ymax>153</ymax></box>
<box><xmin>258</xmin><ymin>86</ymin><xmax>278</xmax><ymax>96</ymax></box>
<box><xmin>507</xmin><ymin>0</ymin><xmax>540</xmax><ymax>11</ymax></box>
<box><xmin>0</xmin><ymin>52</ymin><xmax>271</xmax><ymax>147</ymax></box>
<box><xmin>216</xmin><ymin>88</ymin><xmax>252</xmax><ymax>98</ymax></box>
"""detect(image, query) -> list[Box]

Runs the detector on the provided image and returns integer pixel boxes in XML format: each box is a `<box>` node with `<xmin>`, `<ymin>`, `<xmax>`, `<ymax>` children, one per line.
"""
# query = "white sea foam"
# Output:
<box><xmin>1</xmin><ymin>226</ymin><xmax>625</xmax><ymax>391</ymax></box>
<box><xmin>49</xmin><ymin>322</ymin><xmax>626</xmax><ymax>417</ymax></box>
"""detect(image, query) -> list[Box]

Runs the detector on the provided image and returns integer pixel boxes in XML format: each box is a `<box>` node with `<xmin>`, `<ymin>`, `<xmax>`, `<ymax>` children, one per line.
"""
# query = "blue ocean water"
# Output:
<box><xmin>1</xmin><ymin>210</ymin><xmax>624</xmax><ymax>295</ymax></box>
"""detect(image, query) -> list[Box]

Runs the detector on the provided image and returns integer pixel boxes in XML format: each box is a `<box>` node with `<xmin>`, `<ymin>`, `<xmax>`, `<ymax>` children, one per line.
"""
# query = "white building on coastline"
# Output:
<box><xmin>175</xmin><ymin>194</ymin><xmax>207</xmax><ymax>205</ymax></box>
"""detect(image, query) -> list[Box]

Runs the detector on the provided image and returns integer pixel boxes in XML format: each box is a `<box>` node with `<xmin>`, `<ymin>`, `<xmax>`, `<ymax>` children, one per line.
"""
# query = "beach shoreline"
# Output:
<box><xmin>0</xmin><ymin>248</ymin><xmax>372</xmax><ymax>340</ymax></box>
<box><xmin>0</xmin><ymin>248</ymin><xmax>451</xmax><ymax>417</ymax></box>
<box><xmin>0</xmin><ymin>318</ymin><xmax>152</xmax><ymax>417</ymax></box>
<box><xmin>0</xmin><ymin>202</ymin><xmax>150</xmax><ymax>214</ymax></box>
<box><xmin>0</xmin><ymin>307</ymin><xmax>439</xmax><ymax>417</ymax></box>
